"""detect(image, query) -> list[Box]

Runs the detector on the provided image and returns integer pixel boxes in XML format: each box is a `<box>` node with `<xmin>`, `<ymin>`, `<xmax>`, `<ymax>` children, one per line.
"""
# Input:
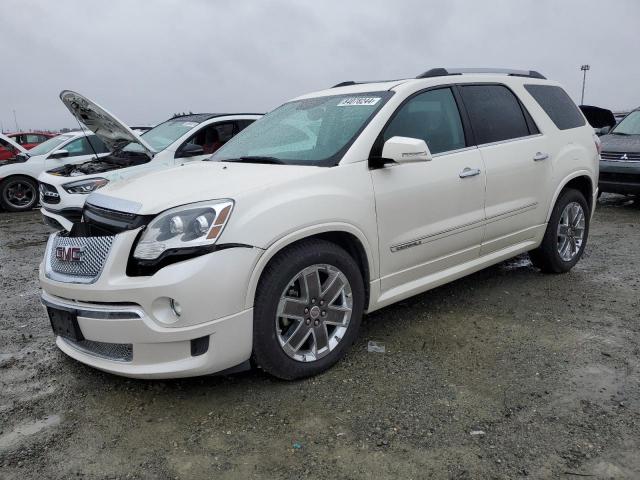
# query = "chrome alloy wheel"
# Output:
<box><xmin>276</xmin><ymin>264</ymin><xmax>353</xmax><ymax>362</ymax></box>
<box><xmin>3</xmin><ymin>179</ymin><xmax>36</xmax><ymax>209</ymax></box>
<box><xmin>557</xmin><ymin>201</ymin><xmax>586</xmax><ymax>261</ymax></box>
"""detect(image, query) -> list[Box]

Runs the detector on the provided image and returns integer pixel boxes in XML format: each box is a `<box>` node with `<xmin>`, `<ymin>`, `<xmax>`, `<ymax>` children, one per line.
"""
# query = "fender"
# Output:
<box><xmin>243</xmin><ymin>222</ymin><xmax>377</xmax><ymax>310</ymax></box>
<box><xmin>546</xmin><ymin>169</ymin><xmax>596</xmax><ymax>222</ymax></box>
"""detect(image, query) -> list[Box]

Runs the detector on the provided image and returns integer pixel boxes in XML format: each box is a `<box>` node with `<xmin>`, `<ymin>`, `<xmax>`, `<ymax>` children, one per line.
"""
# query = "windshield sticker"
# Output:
<box><xmin>337</xmin><ymin>97</ymin><xmax>381</xmax><ymax>107</ymax></box>
<box><xmin>182</xmin><ymin>122</ymin><xmax>198</xmax><ymax>128</ymax></box>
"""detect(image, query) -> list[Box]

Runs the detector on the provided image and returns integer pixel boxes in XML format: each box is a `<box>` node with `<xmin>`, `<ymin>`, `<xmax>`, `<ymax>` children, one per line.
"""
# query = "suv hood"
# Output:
<box><xmin>60</xmin><ymin>90</ymin><xmax>156</xmax><ymax>156</ymax></box>
<box><xmin>86</xmin><ymin>161</ymin><xmax>320</xmax><ymax>215</ymax></box>
<box><xmin>600</xmin><ymin>133</ymin><xmax>640</xmax><ymax>153</ymax></box>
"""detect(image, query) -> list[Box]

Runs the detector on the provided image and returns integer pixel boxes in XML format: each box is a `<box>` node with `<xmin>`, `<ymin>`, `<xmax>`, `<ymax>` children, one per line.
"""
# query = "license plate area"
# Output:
<box><xmin>47</xmin><ymin>306</ymin><xmax>84</xmax><ymax>342</ymax></box>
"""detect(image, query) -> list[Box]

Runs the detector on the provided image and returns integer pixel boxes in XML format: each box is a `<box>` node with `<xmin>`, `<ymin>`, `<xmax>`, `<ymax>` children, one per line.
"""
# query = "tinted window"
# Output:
<box><xmin>460</xmin><ymin>85</ymin><xmax>530</xmax><ymax>144</ymax></box>
<box><xmin>524</xmin><ymin>84</ymin><xmax>586</xmax><ymax>130</ymax></box>
<box><xmin>383</xmin><ymin>88</ymin><xmax>466</xmax><ymax>154</ymax></box>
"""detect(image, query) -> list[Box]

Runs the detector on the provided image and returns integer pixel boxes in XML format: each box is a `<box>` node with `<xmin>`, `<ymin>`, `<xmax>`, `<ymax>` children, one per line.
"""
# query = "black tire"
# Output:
<box><xmin>252</xmin><ymin>239</ymin><xmax>365</xmax><ymax>380</ymax></box>
<box><xmin>0</xmin><ymin>175</ymin><xmax>39</xmax><ymax>212</ymax></box>
<box><xmin>529</xmin><ymin>188</ymin><xmax>590</xmax><ymax>273</ymax></box>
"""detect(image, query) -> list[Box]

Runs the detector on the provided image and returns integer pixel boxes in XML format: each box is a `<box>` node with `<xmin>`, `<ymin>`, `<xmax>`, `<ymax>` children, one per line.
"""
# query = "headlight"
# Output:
<box><xmin>62</xmin><ymin>177</ymin><xmax>109</xmax><ymax>194</ymax></box>
<box><xmin>133</xmin><ymin>200</ymin><xmax>234</xmax><ymax>260</ymax></box>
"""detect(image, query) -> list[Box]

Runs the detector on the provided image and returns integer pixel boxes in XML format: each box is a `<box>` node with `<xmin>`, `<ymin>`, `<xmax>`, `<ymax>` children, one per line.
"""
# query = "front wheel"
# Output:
<box><xmin>0</xmin><ymin>176</ymin><xmax>39</xmax><ymax>212</ymax></box>
<box><xmin>252</xmin><ymin>239</ymin><xmax>365</xmax><ymax>380</ymax></box>
<box><xmin>529</xmin><ymin>188</ymin><xmax>590</xmax><ymax>273</ymax></box>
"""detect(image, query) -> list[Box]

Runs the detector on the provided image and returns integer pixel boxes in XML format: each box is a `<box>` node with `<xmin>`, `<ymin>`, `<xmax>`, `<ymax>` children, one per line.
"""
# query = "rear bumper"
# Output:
<box><xmin>599</xmin><ymin>160</ymin><xmax>640</xmax><ymax>194</ymax></box>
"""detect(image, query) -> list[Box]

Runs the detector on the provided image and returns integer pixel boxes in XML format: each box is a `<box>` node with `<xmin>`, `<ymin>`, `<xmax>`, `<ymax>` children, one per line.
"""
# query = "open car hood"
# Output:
<box><xmin>60</xmin><ymin>90</ymin><xmax>156</xmax><ymax>156</ymax></box>
<box><xmin>0</xmin><ymin>133</ymin><xmax>27</xmax><ymax>153</ymax></box>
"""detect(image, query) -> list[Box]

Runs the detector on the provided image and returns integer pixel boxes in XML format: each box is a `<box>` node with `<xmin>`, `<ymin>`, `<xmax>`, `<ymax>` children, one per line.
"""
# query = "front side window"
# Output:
<box><xmin>212</xmin><ymin>92</ymin><xmax>393</xmax><ymax>166</ymax></box>
<box><xmin>182</xmin><ymin>122</ymin><xmax>236</xmax><ymax>154</ymax></box>
<box><xmin>383</xmin><ymin>88</ymin><xmax>466</xmax><ymax>155</ymax></box>
<box><xmin>25</xmin><ymin>134</ymin><xmax>42</xmax><ymax>143</ymax></box>
<box><xmin>611</xmin><ymin>110</ymin><xmax>640</xmax><ymax>136</ymax></box>
<box><xmin>460</xmin><ymin>85</ymin><xmax>531</xmax><ymax>144</ymax></box>
<box><xmin>62</xmin><ymin>136</ymin><xmax>106</xmax><ymax>157</ymax></box>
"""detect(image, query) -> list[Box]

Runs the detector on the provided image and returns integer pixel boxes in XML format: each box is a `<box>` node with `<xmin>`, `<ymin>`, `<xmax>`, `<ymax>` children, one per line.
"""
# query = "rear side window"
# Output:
<box><xmin>383</xmin><ymin>88</ymin><xmax>466</xmax><ymax>155</ymax></box>
<box><xmin>524</xmin><ymin>84</ymin><xmax>586</xmax><ymax>130</ymax></box>
<box><xmin>459</xmin><ymin>85</ymin><xmax>531</xmax><ymax>144</ymax></box>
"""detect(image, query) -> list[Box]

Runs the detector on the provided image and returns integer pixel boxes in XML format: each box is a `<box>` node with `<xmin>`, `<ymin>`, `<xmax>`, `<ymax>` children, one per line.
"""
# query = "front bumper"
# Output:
<box><xmin>599</xmin><ymin>160</ymin><xmax>640</xmax><ymax>194</ymax></box>
<box><xmin>41</xmin><ymin>207</ymin><xmax>80</xmax><ymax>231</ymax></box>
<box><xmin>40</xmin><ymin>228</ymin><xmax>263</xmax><ymax>378</ymax></box>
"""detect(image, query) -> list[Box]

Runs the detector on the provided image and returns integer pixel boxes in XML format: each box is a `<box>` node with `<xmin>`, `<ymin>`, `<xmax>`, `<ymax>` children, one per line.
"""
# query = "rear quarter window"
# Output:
<box><xmin>524</xmin><ymin>84</ymin><xmax>586</xmax><ymax>130</ymax></box>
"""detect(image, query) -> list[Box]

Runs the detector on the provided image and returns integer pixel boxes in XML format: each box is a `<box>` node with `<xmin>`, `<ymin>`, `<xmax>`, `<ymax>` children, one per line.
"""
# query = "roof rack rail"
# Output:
<box><xmin>330</xmin><ymin>79</ymin><xmax>404</xmax><ymax>88</ymax></box>
<box><xmin>416</xmin><ymin>68</ymin><xmax>546</xmax><ymax>80</ymax></box>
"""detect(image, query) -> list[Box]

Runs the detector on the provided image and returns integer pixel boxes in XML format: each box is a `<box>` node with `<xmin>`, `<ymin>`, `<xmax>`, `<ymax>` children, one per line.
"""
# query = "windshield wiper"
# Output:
<box><xmin>221</xmin><ymin>156</ymin><xmax>287</xmax><ymax>165</ymax></box>
<box><xmin>610</xmin><ymin>131</ymin><xmax>630</xmax><ymax>136</ymax></box>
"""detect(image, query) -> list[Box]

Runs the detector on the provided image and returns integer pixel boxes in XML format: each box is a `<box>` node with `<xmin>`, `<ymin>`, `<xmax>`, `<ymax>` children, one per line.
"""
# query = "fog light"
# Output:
<box><xmin>170</xmin><ymin>299</ymin><xmax>182</xmax><ymax>317</ymax></box>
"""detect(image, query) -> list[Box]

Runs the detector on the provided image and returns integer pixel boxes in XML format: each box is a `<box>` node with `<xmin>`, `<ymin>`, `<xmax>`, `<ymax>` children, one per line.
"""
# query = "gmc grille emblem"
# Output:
<box><xmin>55</xmin><ymin>246</ymin><xmax>84</xmax><ymax>262</ymax></box>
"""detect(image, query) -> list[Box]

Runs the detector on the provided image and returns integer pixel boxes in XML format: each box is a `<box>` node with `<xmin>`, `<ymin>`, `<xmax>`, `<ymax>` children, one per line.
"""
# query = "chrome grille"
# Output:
<box><xmin>601</xmin><ymin>151</ymin><xmax>640</xmax><ymax>162</ymax></box>
<box><xmin>45</xmin><ymin>233</ymin><xmax>114</xmax><ymax>284</ymax></box>
<box><xmin>63</xmin><ymin>338</ymin><xmax>133</xmax><ymax>362</ymax></box>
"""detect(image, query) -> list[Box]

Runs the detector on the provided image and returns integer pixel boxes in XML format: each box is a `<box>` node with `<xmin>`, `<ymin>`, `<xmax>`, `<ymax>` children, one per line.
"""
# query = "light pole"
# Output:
<box><xmin>580</xmin><ymin>64</ymin><xmax>590</xmax><ymax>105</ymax></box>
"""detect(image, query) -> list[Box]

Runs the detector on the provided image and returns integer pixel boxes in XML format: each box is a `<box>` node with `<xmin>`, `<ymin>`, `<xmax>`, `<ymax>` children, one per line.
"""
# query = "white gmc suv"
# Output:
<box><xmin>39</xmin><ymin>68</ymin><xmax>599</xmax><ymax>380</ymax></box>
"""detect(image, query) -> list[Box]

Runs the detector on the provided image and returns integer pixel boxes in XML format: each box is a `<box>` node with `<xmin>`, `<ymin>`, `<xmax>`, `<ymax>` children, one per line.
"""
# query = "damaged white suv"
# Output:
<box><xmin>40</xmin><ymin>68</ymin><xmax>599</xmax><ymax>380</ymax></box>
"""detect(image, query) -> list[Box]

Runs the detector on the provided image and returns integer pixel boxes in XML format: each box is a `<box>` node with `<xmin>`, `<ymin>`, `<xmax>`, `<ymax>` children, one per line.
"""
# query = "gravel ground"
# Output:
<box><xmin>0</xmin><ymin>195</ymin><xmax>639</xmax><ymax>480</ymax></box>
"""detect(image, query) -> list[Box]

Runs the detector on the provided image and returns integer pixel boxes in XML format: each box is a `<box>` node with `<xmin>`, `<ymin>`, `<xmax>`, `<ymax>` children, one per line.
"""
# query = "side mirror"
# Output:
<box><xmin>598</xmin><ymin>126</ymin><xmax>611</xmax><ymax>136</ymax></box>
<box><xmin>50</xmin><ymin>149</ymin><xmax>69</xmax><ymax>159</ymax></box>
<box><xmin>177</xmin><ymin>143</ymin><xmax>205</xmax><ymax>158</ymax></box>
<box><xmin>371</xmin><ymin>136</ymin><xmax>432</xmax><ymax>168</ymax></box>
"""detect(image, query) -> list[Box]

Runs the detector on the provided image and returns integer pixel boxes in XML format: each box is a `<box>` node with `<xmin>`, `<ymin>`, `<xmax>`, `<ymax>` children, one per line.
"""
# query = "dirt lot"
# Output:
<box><xmin>0</xmin><ymin>196</ymin><xmax>639</xmax><ymax>480</ymax></box>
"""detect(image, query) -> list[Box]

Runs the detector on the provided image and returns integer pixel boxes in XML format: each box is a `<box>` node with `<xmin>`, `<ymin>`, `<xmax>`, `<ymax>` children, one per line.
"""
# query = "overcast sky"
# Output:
<box><xmin>1</xmin><ymin>0</ymin><xmax>638</xmax><ymax>131</ymax></box>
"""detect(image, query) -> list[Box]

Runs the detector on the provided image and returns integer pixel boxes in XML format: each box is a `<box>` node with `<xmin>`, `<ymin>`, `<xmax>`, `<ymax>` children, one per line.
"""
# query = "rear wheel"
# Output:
<box><xmin>0</xmin><ymin>176</ymin><xmax>39</xmax><ymax>212</ymax></box>
<box><xmin>252</xmin><ymin>239</ymin><xmax>364</xmax><ymax>380</ymax></box>
<box><xmin>529</xmin><ymin>189</ymin><xmax>589</xmax><ymax>273</ymax></box>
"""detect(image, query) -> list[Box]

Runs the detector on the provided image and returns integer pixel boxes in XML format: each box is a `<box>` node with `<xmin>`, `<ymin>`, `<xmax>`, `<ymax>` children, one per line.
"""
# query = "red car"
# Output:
<box><xmin>8</xmin><ymin>132</ymin><xmax>57</xmax><ymax>149</ymax></box>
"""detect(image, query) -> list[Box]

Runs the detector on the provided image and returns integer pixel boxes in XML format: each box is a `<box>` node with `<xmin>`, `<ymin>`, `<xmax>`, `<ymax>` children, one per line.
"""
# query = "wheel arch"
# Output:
<box><xmin>245</xmin><ymin>223</ymin><xmax>376</xmax><ymax>311</ymax></box>
<box><xmin>546</xmin><ymin>171</ymin><xmax>595</xmax><ymax>222</ymax></box>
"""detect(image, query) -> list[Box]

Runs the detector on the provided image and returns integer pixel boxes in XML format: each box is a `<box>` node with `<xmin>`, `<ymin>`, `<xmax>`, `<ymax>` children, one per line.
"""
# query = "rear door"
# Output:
<box><xmin>458</xmin><ymin>84</ymin><xmax>553</xmax><ymax>254</ymax></box>
<box><xmin>371</xmin><ymin>87</ymin><xmax>486</xmax><ymax>294</ymax></box>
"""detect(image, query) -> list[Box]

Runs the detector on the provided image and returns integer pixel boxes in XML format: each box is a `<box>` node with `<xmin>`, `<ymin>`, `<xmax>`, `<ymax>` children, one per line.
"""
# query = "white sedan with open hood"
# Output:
<box><xmin>1</xmin><ymin>131</ymin><xmax>109</xmax><ymax>212</ymax></box>
<box><xmin>38</xmin><ymin>91</ymin><xmax>261</xmax><ymax>230</ymax></box>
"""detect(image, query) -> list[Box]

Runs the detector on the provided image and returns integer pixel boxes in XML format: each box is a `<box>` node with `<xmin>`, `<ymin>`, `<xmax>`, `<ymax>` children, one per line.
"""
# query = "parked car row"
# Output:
<box><xmin>38</xmin><ymin>67</ymin><xmax>601</xmax><ymax>381</ymax></box>
<box><xmin>0</xmin><ymin>92</ymin><xmax>260</xmax><ymax>214</ymax></box>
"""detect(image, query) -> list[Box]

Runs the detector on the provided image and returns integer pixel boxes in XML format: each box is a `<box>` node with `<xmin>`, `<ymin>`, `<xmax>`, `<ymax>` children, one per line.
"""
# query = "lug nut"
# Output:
<box><xmin>314</xmin><ymin>320</ymin><xmax>320</xmax><ymax>326</ymax></box>
<box><xmin>320</xmin><ymin>300</ymin><xmax>324</xmax><ymax>306</ymax></box>
<box><xmin>304</xmin><ymin>307</ymin><xmax>309</xmax><ymax>314</ymax></box>
<box><xmin>321</xmin><ymin>311</ymin><xmax>326</xmax><ymax>317</ymax></box>
<box><xmin>311</xmin><ymin>298</ymin><xmax>316</xmax><ymax>304</ymax></box>
<box><xmin>305</xmin><ymin>318</ymin><xmax>311</xmax><ymax>325</ymax></box>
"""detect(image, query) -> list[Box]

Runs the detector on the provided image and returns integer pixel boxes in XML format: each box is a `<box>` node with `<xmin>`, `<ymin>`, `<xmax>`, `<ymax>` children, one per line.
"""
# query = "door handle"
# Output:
<box><xmin>459</xmin><ymin>167</ymin><xmax>481</xmax><ymax>178</ymax></box>
<box><xmin>533</xmin><ymin>152</ymin><xmax>549</xmax><ymax>161</ymax></box>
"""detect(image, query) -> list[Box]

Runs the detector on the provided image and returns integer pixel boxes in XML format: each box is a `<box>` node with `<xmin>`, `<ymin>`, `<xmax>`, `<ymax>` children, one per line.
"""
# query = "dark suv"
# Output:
<box><xmin>599</xmin><ymin>108</ymin><xmax>640</xmax><ymax>195</ymax></box>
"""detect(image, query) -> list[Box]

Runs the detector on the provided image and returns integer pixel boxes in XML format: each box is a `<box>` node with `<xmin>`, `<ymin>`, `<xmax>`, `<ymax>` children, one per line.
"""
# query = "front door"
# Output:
<box><xmin>371</xmin><ymin>87</ymin><xmax>486</xmax><ymax>298</ymax></box>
